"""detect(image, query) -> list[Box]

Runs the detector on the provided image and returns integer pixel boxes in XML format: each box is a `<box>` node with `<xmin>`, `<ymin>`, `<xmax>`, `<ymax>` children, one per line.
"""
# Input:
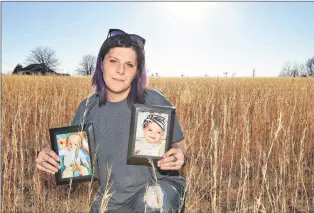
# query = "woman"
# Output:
<box><xmin>35</xmin><ymin>29</ymin><xmax>187</xmax><ymax>213</ymax></box>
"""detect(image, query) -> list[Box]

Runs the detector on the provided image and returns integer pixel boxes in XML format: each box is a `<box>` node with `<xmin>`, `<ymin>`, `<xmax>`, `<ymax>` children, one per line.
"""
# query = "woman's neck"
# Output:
<box><xmin>107</xmin><ymin>87</ymin><xmax>131</xmax><ymax>102</ymax></box>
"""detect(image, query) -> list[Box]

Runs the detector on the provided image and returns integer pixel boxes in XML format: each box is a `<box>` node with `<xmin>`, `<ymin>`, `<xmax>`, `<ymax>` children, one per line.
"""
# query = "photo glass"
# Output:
<box><xmin>134</xmin><ymin>111</ymin><xmax>169</xmax><ymax>157</ymax></box>
<box><xmin>49</xmin><ymin>123</ymin><xmax>98</xmax><ymax>185</ymax></box>
<box><xmin>127</xmin><ymin>104</ymin><xmax>175</xmax><ymax>166</ymax></box>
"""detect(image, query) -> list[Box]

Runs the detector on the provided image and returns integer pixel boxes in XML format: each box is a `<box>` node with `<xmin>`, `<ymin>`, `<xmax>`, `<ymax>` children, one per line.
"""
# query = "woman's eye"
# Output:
<box><xmin>127</xmin><ymin>64</ymin><xmax>134</xmax><ymax>68</ymax></box>
<box><xmin>110</xmin><ymin>60</ymin><xmax>116</xmax><ymax>63</ymax></box>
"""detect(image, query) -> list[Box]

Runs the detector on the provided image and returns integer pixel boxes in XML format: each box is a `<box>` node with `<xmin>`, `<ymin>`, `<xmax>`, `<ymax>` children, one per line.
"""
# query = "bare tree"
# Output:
<box><xmin>305</xmin><ymin>56</ymin><xmax>314</xmax><ymax>77</ymax></box>
<box><xmin>279</xmin><ymin>61</ymin><xmax>301</xmax><ymax>77</ymax></box>
<box><xmin>76</xmin><ymin>54</ymin><xmax>96</xmax><ymax>76</ymax></box>
<box><xmin>291</xmin><ymin>62</ymin><xmax>301</xmax><ymax>77</ymax></box>
<box><xmin>279</xmin><ymin>62</ymin><xmax>291</xmax><ymax>77</ymax></box>
<box><xmin>298</xmin><ymin>63</ymin><xmax>307</xmax><ymax>77</ymax></box>
<box><xmin>26</xmin><ymin>46</ymin><xmax>59</xmax><ymax>72</ymax></box>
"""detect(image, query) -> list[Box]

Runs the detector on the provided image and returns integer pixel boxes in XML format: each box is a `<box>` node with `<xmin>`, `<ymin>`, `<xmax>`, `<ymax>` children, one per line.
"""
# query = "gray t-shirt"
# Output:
<box><xmin>71</xmin><ymin>88</ymin><xmax>185</xmax><ymax>210</ymax></box>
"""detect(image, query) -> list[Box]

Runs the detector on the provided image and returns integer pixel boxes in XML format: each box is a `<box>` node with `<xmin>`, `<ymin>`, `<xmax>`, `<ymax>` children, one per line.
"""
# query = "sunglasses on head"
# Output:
<box><xmin>107</xmin><ymin>29</ymin><xmax>146</xmax><ymax>48</ymax></box>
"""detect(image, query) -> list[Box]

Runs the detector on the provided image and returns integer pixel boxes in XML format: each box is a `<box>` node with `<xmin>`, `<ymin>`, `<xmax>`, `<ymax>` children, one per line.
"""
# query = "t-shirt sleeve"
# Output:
<box><xmin>71</xmin><ymin>99</ymin><xmax>88</xmax><ymax>126</ymax></box>
<box><xmin>162</xmin><ymin>95</ymin><xmax>185</xmax><ymax>144</ymax></box>
<box><xmin>144</xmin><ymin>88</ymin><xmax>184</xmax><ymax>144</ymax></box>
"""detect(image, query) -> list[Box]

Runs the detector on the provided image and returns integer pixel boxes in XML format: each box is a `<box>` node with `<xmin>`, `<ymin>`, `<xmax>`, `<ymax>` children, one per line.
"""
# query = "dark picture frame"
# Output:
<box><xmin>49</xmin><ymin>123</ymin><xmax>98</xmax><ymax>185</ymax></box>
<box><xmin>127</xmin><ymin>104</ymin><xmax>176</xmax><ymax>166</ymax></box>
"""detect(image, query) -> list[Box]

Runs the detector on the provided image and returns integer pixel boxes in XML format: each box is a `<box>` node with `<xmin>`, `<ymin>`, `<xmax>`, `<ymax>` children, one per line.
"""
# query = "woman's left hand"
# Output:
<box><xmin>157</xmin><ymin>148</ymin><xmax>185</xmax><ymax>170</ymax></box>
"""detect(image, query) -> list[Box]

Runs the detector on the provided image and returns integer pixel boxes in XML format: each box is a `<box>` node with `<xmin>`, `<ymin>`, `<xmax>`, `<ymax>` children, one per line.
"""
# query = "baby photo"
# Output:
<box><xmin>56</xmin><ymin>132</ymin><xmax>92</xmax><ymax>179</ymax></box>
<box><xmin>134</xmin><ymin>112</ymin><xmax>169</xmax><ymax>157</ymax></box>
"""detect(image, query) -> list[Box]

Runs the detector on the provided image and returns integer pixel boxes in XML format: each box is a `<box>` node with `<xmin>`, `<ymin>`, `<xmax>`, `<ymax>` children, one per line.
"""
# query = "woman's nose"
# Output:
<box><xmin>117</xmin><ymin>64</ymin><xmax>125</xmax><ymax>75</ymax></box>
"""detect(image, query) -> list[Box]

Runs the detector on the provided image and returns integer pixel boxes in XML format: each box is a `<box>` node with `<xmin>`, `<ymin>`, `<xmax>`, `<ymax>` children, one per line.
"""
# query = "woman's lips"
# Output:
<box><xmin>112</xmin><ymin>78</ymin><xmax>124</xmax><ymax>82</ymax></box>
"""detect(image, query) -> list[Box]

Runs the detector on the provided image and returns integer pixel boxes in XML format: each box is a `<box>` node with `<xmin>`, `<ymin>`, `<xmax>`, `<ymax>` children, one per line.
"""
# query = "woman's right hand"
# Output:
<box><xmin>35</xmin><ymin>148</ymin><xmax>61</xmax><ymax>174</ymax></box>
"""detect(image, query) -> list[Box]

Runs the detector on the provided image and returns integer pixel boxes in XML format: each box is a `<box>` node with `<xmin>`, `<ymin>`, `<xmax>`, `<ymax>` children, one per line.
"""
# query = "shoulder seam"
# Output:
<box><xmin>144</xmin><ymin>88</ymin><xmax>164</xmax><ymax>96</ymax></box>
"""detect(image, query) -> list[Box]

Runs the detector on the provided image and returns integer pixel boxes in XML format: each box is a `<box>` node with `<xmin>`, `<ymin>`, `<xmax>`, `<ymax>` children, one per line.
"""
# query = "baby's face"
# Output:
<box><xmin>68</xmin><ymin>135</ymin><xmax>81</xmax><ymax>151</ymax></box>
<box><xmin>143</xmin><ymin>122</ymin><xmax>164</xmax><ymax>144</ymax></box>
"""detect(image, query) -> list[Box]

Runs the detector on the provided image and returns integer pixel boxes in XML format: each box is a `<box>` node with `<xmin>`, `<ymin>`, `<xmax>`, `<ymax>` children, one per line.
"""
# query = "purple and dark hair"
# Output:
<box><xmin>91</xmin><ymin>34</ymin><xmax>147</xmax><ymax>108</ymax></box>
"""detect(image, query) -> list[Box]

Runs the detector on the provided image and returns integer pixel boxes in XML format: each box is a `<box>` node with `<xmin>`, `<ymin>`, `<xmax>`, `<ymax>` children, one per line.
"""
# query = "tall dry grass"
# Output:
<box><xmin>1</xmin><ymin>75</ymin><xmax>314</xmax><ymax>213</ymax></box>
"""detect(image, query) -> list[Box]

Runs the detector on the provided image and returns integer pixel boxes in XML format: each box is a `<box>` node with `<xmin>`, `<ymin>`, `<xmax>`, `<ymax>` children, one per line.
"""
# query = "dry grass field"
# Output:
<box><xmin>1</xmin><ymin>75</ymin><xmax>314</xmax><ymax>213</ymax></box>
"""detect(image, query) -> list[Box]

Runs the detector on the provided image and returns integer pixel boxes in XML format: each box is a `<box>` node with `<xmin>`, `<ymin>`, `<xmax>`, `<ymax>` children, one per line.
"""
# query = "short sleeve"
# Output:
<box><xmin>71</xmin><ymin>93</ymin><xmax>98</xmax><ymax>126</ymax></box>
<box><xmin>71</xmin><ymin>99</ymin><xmax>87</xmax><ymax>126</ymax></box>
<box><xmin>162</xmin><ymin>96</ymin><xmax>185</xmax><ymax>143</ymax></box>
<box><xmin>144</xmin><ymin>88</ymin><xmax>184</xmax><ymax>144</ymax></box>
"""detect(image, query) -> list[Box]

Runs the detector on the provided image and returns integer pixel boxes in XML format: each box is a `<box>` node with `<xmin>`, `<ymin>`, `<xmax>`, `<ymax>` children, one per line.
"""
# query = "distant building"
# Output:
<box><xmin>12</xmin><ymin>63</ymin><xmax>70</xmax><ymax>76</ymax></box>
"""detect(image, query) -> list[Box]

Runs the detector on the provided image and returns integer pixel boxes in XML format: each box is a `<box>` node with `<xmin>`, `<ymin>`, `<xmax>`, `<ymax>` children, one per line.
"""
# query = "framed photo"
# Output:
<box><xmin>127</xmin><ymin>104</ymin><xmax>176</xmax><ymax>166</ymax></box>
<box><xmin>49</xmin><ymin>123</ymin><xmax>98</xmax><ymax>185</ymax></box>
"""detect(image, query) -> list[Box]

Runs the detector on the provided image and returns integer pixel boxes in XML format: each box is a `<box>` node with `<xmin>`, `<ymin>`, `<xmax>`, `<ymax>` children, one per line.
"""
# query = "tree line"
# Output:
<box><xmin>12</xmin><ymin>46</ymin><xmax>96</xmax><ymax>76</ymax></box>
<box><xmin>279</xmin><ymin>56</ymin><xmax>314</xmax><ymax>77</ymax></box>
<box><xmin>13</xmin><ymin>46</ymin><xmax>314</xmax><ymax>77</ymax></box>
